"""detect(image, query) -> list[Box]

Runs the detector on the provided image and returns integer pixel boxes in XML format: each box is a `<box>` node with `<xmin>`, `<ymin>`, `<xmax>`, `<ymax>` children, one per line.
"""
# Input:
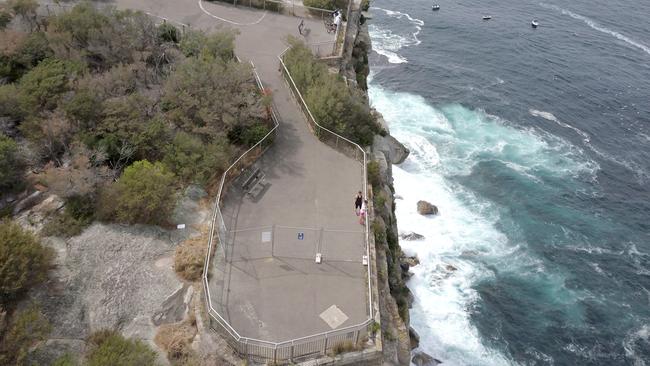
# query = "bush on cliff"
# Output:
<box><xmin>0</xmin><ymin>134</ymin><xmax>24</xmax><ymax>191</ymax></box>
<box><xmin>99</xmin><ymin>160</ymin><xmax>176</xmax><ymax>225</ymax></box>
<box><xmin>283</xmin><ymin>39</ymin><xmax>379</xmax><ymax>145</ymax></box>
<box><xmin>0</xmin><ymin>220</ymin><xmax>52</xmax><ymax>306</ymax></box>
<box><xmin>86</xmin><ymin>330</ymin><xmax>157</xmax><ymax>366</ymax></box>
<box><xmin>0</xmin><ymin>304</ymin><xmax>51</xmax><ymax>366</ymax></box>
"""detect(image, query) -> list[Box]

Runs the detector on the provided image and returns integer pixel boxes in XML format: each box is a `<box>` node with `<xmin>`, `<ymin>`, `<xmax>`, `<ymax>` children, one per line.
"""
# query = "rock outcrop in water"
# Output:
<box><xmin>400</xmin><ymin>231</ymin><xmax>425</xmax><ymax>241</ymax></box>
<box><xmin>417</xmin><ymin>200</ymin><xmax>439</xmax><ymax>215</ymax></box>
<box><xmin>412</xmin><ymin>351</ymin><xmax>443</xmax><ymax>365</ymax></box>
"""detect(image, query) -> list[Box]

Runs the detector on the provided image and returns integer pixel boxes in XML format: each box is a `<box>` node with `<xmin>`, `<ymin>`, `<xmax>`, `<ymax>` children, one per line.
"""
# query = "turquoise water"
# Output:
<box><xmin>367</xmin><ymin>0</ymin><xmax>650</xmax><ymax>364</ymax></box>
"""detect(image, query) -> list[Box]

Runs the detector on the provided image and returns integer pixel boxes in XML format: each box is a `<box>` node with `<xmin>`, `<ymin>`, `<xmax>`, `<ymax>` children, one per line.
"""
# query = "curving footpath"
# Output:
<box><xmin>114</xmin><ymin>0</ymin><xmax>368</xmax><ymax>347</ymax></box>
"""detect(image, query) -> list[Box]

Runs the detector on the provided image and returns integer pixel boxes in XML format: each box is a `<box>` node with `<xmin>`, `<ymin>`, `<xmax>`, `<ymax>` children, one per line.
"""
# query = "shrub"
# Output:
<box><xmin>52</xmin><ymin>353</ymin><xmax>76</xmax><ymax>366</ymax></box>
<box><xmin>99</xmin><ymin>160</ymin><xmax>176</xmax><ymax>225</ymax></box>
<box><xmin>154</xmin><ymin>319</ymin><xmax>198</xmax><ymax>364</ymax></box>
<box><xmin>0</xmin><ymin>84</ymin><xmax>22</xmax><ymax>118</ymax></box>
<box><xmin>62</xmin><ymin>88</ymin><xmax>103</xmax><ymax>128</ymax></box>
<box><xmin>0</xmin><ymin>9</ymin><xmax>13</xmax><ymax>30</ymax></box>
<box><xmin>360</xmin><ymin>0</ymin><xmax>370</xmax><ymax>11</ymax></box>
<box><xmin>174</xmin><ymin>232</ymin><xmax>207</xmax><ymax>281</ymax></box>
<box><xmin>227</xmin><ymin>123</ymin><xmax>270</xmax><ymax>147</ymax></box>
<box><xmin>86</xmin><ymin>330</ymin><xmax>157</xmax><ymax>366</ymax></box>
<box><xmin>157</xmin><ymin>22</ymin><xmax>179</xmax><ymax>43</ymax></box>
<box><xmin>284</xmin><ymin>40</ymin><xmax>378</xmax><ymax>145</ymax></box>
<box><xmin>179</xmin><ymin>29</ymin><xmax>235</xmax><ymax>61</ymax></box>
<box><xmin>42</xmin><ymin>194</ymin><xmax>95</xmax><ymax>238</ymax></box>
<box><xmin>0</xmin><ymin>134</ymin><xmax>23</xmax><ymax>190</ymax></box>
<box><xmin>0</xmin><ymin>220</ymin><xmax>52</xmax><ymax>306</ymax></box>
<box><xmin>163</xmin><ymin>133</ymin><xmax>230</xmax><ymax>185</ymax></box>
<box><xmin>0</xmin><ymin>304</ymin><xmax>51</xmax><ymax>366</ymax></box>
<box><xmin>367</xmin><ymin>160</ymin><xmax>381</xmax><ymax>189</ymax></box>
<box><xmin>330</xmin><ymin>340</ymin><xmax>357</xmax><ymax>355</ymax></box>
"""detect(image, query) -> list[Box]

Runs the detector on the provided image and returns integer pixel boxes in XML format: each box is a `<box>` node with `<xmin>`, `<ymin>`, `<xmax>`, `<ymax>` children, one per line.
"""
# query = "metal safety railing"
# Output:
<box><xmin>209</xmin><ymin>0</ymin><xmax>337</xmax><ymax>21</ymax></box>
<box><xmin>278</xmin><ymin>46</ymin><xmax>373</xmax><ymax>326</ymax></box>
<box><xmin>202</xmin><ymin>61</ymin><xmax>374</xmax><ymax>363</ymax></box>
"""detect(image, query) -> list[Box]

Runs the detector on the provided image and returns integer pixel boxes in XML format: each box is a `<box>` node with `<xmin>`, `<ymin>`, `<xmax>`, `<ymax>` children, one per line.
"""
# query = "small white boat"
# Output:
<box><xmin>432</xmin><ymin>4</ymin><xmax>440</xmax><ymax>10</ymax></box>
<box><xmin>531</xmin><ymin>19</ymin><xmax>539</xmax><ymax>28</ymax></box>
<box><xmin>482</xmin><ymin>15</ymin><xmax>492</xmax><ymax>20</ymax></box>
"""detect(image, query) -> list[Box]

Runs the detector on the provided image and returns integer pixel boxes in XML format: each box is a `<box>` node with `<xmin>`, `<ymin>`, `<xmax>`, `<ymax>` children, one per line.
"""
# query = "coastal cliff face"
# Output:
<box><xmin>342</xmin><ymin>10</ymin><xmax>413</xmax><ymax>366</ymax></box>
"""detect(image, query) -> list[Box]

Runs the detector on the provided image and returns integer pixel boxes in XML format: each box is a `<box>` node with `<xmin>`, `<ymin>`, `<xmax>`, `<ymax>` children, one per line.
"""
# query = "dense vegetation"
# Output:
<box><xmin>0</xmin><ymin>1</ymin><xmax>270</xmax><ymax>229</ymax></box>
<box><xmin>282</xmin><ymin>38</ymin><xmax>379</xmax><ymax>145</ymax></box>
<box><xmin>0</xmin><ymin>220</ymin><xmax>51</xmax><ymax>307</ymax></box>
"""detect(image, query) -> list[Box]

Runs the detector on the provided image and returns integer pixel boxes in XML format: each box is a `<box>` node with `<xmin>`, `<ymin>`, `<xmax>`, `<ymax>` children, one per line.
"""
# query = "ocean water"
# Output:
<box><xmin>366</xmin><ymin>0</ymin><xmax>650</xmax><ymax>365</ymax></box>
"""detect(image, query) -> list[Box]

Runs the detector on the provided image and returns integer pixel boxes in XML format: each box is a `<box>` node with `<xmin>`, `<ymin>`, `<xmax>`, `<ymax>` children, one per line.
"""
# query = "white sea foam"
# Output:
<box><xmin>368</xmin><ymin>82</ymin><xmax>605</xmax><ymax>365</ymax></box>
<box><xmin>623</xmin><ymin>324</ymin><xmax>650</xmax><ymax>366</ymax></box>
<box><xmin>529</xmin><ymin>109</ymin><xmax>591</xmax><ymax>144</ymax></box>
<box><xmin>368</xmin><ymin>7</ymin><xmax>423</xmax><ymax>64</ymax></box>
<box><xmin>540</xmin><ymin>3</ymin><xmax>650</xmax><ymax>56</ymax></box>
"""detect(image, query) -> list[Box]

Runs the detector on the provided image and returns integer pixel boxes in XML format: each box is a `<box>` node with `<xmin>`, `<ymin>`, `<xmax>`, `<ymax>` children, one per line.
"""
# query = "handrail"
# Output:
<box><xmin>277</xmin><ymin>46</ymin><xmax>372</xmax><ymax>323</ymax></box>
<box><xmin>202</xmin><ymin>59</ymin><xmax>372</xmax><ymax>355</ymax></box>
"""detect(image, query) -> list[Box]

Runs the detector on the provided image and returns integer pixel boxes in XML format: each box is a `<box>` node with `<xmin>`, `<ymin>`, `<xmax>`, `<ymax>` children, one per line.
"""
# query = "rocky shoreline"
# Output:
<box><xmin>341</xmin><ymin>8</ymin><xmax>421</xmax><ymax>365</ymax></box>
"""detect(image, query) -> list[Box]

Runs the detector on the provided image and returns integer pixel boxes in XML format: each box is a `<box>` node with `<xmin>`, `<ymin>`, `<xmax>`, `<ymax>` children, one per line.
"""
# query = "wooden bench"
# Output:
<box><xmin>241</xmin><ymin>167</ymin><xmax>266</xmax><ymax>199</ymax></box>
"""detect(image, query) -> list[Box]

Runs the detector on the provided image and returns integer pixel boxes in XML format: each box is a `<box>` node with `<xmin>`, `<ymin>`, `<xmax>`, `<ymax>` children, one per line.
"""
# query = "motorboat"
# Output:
<box><xmin>432</xmin><ymin>4</ymin><xmax>440</xmax><ymax>10</ymax></box>
<box><xmin>531</xmin><ymin>19</ymin><xmax>539</xmax><ymax>28</ymax></box>
<box><xmin>482</xmin><ymin>15</ymin><xmax>492</xmax><ymax>20</ymax></box>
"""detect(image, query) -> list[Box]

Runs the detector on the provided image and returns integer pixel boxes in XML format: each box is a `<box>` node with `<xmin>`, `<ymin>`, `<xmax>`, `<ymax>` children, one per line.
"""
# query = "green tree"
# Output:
<box><xmin>0</xmin><ymin>134</ymin><xmax>23</xmax><ymax>190</ymax></box>
<box><xmin>18</xmin><ymin>58</ymin><xmax>85</xmax><ymax>113</ymax></box>
<box><xmin>0</xmin><ymin>220</ymin><xmax>51</xmax><ymax>306</ymax></box>
<box><xmin>0</xmin><ymin>304</ymin><xmax>51</xmax><ymax>366</ymax></box>
<box><xmin>86</xmin><ymin>331</ymin><xmax>157</xmax><ymax>366</ymax></box>
<box><xmin>161</xmin><ymin>56</ymin><xmax>258</xmax><ymax>140</ymax></box>
<box><xmin>99</xmin><ymin>160</ymin><xmax>176</xmax><ymax>225</ymax></box>
<box><xmin>0</xmin><ymin>82</ymin><xmax>23</xmax><ymax>119</ymax></box>
<box><xmin>162</xmin><ymin>132</ymin><xmax>230</xmax><ymax>184</ymax></box>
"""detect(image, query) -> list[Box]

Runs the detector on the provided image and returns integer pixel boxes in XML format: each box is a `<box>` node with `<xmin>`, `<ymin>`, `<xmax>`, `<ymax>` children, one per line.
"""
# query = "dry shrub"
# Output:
<box><xmin>154</xmin><ymin>320</ymin><xmax>199</xmax><ymax>365</ymax></box>
<box><xmin>174</xmin><ymin>229</ymin><xmax>207</xmax><ymax>281</ymax></box>
<box><xmin>330</xmin><ymin>340</ymin><xmax>359</xmax><ymax>356</ymax></box>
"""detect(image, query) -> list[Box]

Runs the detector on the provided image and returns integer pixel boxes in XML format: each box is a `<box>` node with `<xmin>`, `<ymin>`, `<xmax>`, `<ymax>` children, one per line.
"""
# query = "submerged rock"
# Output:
<box><xmin>417</xmin><ymin>200</ymin><xmax>439</xmax><ymax>215</ymax></box>
<box><xmin>400</xmin><ymin>231</ymin><xmax>425</xmax><ymax>241</ymax></box>
<box><xmin>412</xmin><ymin>351</ymin><xmax>443</xmax><ymax>365</ymax></box>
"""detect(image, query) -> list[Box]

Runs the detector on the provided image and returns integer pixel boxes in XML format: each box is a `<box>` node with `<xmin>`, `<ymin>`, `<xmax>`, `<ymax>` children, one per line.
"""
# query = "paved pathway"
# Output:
<box><xmin>112</xmin><ymin>0</ymin><xmax>368</xmax><ymax>342</ymax></box>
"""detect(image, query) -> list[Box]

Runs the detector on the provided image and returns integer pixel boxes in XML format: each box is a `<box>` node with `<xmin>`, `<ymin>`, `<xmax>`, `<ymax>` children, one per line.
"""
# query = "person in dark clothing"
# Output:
<box><xmin>354</xmin><ymin>191</ymin><xmax>363</xmax><ymax>216</ymax></box>
<box><xmin>298</xmin><ymin>19</ymin><xmax>304</xmax><ymax>35</ymax></box>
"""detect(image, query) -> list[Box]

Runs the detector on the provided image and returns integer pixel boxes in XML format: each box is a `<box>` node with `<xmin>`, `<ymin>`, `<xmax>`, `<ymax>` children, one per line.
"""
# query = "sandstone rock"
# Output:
<box><xmin>400</xmin><ymin>231</ymin><xmax>425</xmax><ymax>241</ymax></box>
<box><xmin>12</xmin><ymin>190</ymin><xmax>43</xmax><ymax>215</ymax></box>
<box><xmin>412</xmin><ymin>351</ymin><xmax>443</xmax><ymax>366</ymax></box>
<box><xmin>373</xmin><ymin>134</ymin><xmax>410</xmax><ymax>165</ymax></box>
<box><xmin>417</xmin><ymin>200</ymin><xmax>438</xmax><ymax>215</ymax></box>
<box><xmin>409</xmin><ymin>326</ymin><xmax>420</xmax><ymax>350</ymax></box>
<box><xmin>404</xmin><ymin>255</ymin><xmax>420</xmax><ymax>267</ymax></box>
<box><xmin>15</xmin><ymin>194</ymin><xmax>65</xmax><ymax>234</ymax></box>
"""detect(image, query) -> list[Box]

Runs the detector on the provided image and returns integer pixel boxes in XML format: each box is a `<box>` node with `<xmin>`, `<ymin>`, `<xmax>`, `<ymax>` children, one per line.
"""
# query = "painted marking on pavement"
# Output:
<box><xmin>198</xmin><ymin>0</ymin><xmax>267</xmax><ymax>26</ymax></box>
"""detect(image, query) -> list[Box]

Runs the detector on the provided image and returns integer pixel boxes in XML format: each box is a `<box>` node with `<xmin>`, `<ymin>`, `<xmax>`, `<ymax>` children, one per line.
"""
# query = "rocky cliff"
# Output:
<box><xmin>341</xmin><ymin>9</ymin><xmax>414</xmax><ymax>366</ymax></box>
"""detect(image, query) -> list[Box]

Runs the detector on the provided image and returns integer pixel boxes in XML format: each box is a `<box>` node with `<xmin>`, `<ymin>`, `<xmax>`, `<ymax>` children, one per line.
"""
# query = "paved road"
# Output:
<box><xmin>112</xmin><ymin>0</ymin><xmax>369</xmax><ymax>342</ymax></box>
